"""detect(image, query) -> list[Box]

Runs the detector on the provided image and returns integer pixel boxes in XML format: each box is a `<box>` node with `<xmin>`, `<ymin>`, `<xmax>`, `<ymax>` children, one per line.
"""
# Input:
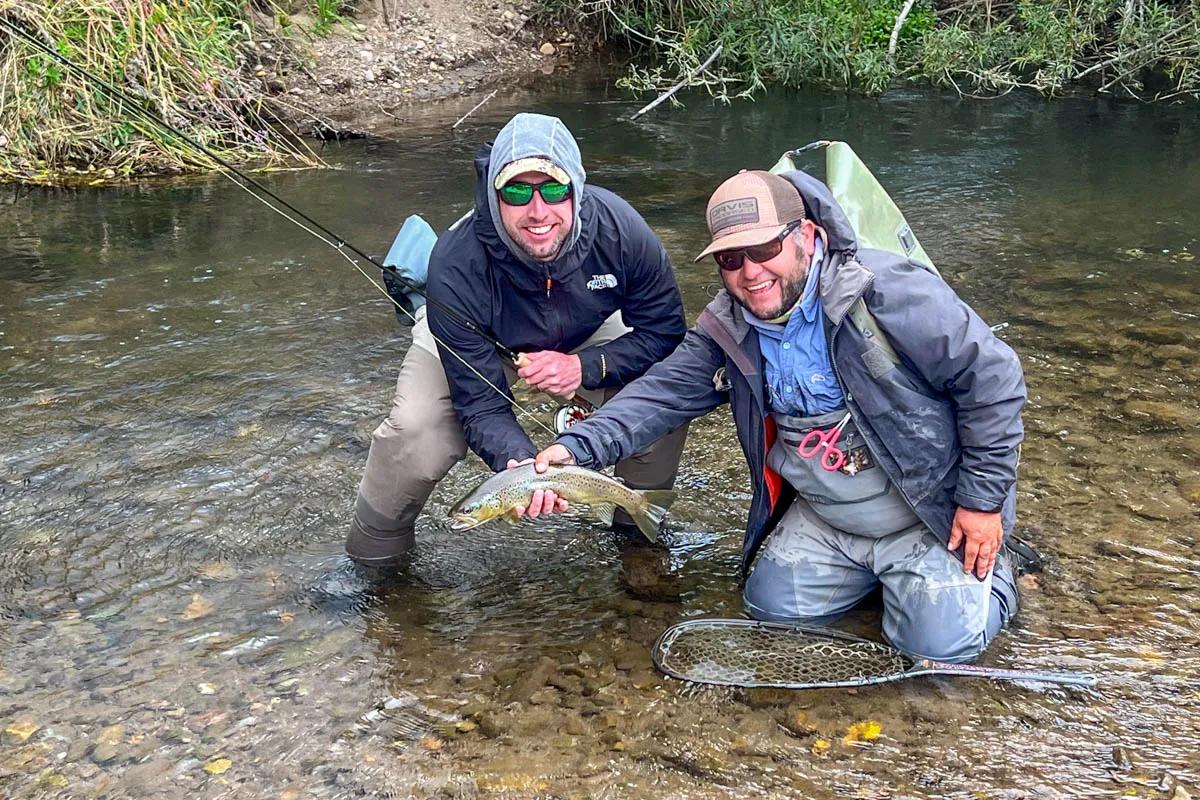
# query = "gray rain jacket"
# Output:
<box><xmin>558</xmin><ymin>170</ymin><xmax>1027</xmax><ymax>575</ymax></box>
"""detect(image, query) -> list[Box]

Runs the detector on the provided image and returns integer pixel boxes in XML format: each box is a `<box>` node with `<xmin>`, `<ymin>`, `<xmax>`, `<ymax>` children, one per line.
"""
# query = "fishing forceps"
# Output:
<box><xmin>796</xmin><ymin>412</ymin><xmax>852</xmax><ymax>472</ymax></box>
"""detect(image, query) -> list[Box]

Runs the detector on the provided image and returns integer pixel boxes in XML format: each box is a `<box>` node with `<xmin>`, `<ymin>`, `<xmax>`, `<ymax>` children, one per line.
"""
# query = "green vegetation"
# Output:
<box><xmin>539</xmin><ymin>0</ymin><xmax>1200</xmax><ymax>100</ymax></box>
<box><xmin>312</xmin><ymin>0</ymin><xmax>353</xmax><ymax>33</ymax></box>
<box><xmin>0</xmin><ymin>0</ymin><xmax>320</xmax><ymax>185</ymax></box>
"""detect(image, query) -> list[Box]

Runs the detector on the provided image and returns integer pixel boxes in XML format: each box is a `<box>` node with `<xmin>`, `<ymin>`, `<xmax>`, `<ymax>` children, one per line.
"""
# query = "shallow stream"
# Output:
<box><xmin>2</xmin><ymin>80</ymin><xmax>1198</xmax><ymax>799</ymax></box>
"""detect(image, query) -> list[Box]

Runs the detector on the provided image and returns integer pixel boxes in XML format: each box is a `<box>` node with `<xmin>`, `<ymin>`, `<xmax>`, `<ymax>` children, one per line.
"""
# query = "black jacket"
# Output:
<box><xmin>426</xmin><ymin>144</ymin><xmax>686</xmax><ymax>471</ymax></box>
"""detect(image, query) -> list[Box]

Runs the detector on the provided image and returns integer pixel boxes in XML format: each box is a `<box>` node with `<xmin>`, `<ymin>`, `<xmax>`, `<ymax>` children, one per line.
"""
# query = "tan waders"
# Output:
<box><xmin>347</xmin><ymin>309</ymin><xmax>688</xmax><ymax>565</ymax></box>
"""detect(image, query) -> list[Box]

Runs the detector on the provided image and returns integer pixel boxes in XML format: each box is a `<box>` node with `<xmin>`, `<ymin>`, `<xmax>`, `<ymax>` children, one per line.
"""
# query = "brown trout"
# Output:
<box><xmin>447</xmin><ymin>463</ymin><xmax>675</xmax><ymax>542</ymax></box>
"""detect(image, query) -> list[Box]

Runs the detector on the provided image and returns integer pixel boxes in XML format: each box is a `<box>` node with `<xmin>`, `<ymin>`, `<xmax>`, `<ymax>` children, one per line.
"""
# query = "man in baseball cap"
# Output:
<box><xmin>529</xmin><ymin>165</ymin><xmax>1029</xmax><ymax>665</ymax></box>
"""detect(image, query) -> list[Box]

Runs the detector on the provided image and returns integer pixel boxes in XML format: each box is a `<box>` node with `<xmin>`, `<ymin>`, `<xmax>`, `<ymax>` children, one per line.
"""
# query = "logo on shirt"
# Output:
<box><xmin>587</xmin><ymin>274</ymin><xmax>618</xmax><ymax>291</ymax></box>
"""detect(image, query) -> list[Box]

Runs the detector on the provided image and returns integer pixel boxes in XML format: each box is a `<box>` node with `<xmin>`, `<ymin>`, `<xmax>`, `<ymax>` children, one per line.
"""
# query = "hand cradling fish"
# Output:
<box><xmin>447</xmin><ymin>463</ymin><xmax>675</xmax><ymax>542</ymax></box>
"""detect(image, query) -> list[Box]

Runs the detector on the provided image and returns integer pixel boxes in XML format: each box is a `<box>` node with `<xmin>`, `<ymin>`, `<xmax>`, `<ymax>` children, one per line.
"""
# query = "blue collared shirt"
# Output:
<box><xmin>743</xmin><ymin>240</ymin><xmax>846</xmax><ymax>416</ymax></box>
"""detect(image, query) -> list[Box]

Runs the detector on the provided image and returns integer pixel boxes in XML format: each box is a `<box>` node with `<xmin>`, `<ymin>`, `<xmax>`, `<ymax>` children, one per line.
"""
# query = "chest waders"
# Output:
<box><xmin>767</xmin><ymin>408</ymin><xmax>921</xmax><ymax>537</ymax></box>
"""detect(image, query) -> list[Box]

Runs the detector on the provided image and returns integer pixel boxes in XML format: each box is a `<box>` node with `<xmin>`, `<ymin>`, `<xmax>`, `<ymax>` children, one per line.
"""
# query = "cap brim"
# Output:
<box><xmin>693</xmin><ymin>224</ymin><xmax>789</xmax><ymax>262</ymax></box>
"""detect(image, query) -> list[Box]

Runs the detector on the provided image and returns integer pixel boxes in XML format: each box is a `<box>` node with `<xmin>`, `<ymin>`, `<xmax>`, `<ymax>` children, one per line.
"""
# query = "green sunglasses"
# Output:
<box><xmin>498</xmin><ymin>180</ymin><xmax>572</xmax><ymax>206</ymax></box>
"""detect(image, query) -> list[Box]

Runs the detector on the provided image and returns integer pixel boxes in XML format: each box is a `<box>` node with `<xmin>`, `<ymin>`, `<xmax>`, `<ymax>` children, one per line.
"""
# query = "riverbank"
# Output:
<box><xmin>0</xmin><ymin>0</ymin><xmax>583</xmax><ymax>184</ymax></box>
<box><xmin>274</xmin><ymin>0</ymin><xmax>584</xmax><ymax>136</ymax></box>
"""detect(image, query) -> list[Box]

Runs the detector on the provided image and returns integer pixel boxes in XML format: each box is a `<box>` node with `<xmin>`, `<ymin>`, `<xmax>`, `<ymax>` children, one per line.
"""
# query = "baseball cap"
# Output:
<box><xmin>493</xmin><ymin>156</ymin><xmax>571</xmax><ymax>190</ymax></box>
<box><xmin>694</xmin><ymin>170</ymin><xmax>806</xmax><ymax>261</ymax></box>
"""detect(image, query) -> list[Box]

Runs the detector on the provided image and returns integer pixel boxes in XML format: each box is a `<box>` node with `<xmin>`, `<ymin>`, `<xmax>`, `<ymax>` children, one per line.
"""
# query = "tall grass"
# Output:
<box><xmin>543</xmin><ymin>0</ymin><xmax>1200</xmax><ymax>101</ymax></box>
<box><xmin>0</xmin><ymin>0</ymin><xmax>321</xmax><ymax>185</ymax></box>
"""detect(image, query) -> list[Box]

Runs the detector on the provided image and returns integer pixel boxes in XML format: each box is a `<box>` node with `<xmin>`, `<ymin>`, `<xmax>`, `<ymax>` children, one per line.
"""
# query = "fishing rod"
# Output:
<box><xmin>0</xmin><ymin>15</ymin><xmax>596</xmax><ymax>433</ymax></box>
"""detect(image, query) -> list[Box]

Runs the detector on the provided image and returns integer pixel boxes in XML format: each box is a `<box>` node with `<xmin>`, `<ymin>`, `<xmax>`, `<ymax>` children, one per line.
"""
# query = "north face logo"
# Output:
<box><xmin>587</xmin><ymin>274</ymin><xmax>618</xmax><ymax>291</ymax></box>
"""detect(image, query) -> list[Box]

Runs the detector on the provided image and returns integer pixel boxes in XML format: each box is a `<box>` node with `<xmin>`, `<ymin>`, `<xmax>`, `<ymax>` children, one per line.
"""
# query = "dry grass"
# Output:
<box><xmin>0</xmin><ymin>0</ymin><xmax>321</xmax><ymax>185</ymax></box>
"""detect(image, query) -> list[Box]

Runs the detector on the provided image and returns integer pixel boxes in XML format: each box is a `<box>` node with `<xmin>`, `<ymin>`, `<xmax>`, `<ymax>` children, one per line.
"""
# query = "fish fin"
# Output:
<box><xmin>629</xmin><ymin>489</ymin><xmax>676</xmax><ymax>543</ymax></box>
<box><xmin>593</xmin><ymin>502</ymin><xmax>616</xmax><ymax>527</ymax></box>
<box><xmin>504</xmin><ymin>507</ymin><xmax>522</xmax><ymax>523</ymax></box>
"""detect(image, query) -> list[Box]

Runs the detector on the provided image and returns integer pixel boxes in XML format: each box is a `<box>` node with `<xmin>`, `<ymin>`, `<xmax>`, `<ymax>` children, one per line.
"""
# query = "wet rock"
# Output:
<box><xmin>91</xmin><ymin>743</ymin><xmax>120</xmax><ymax>764</ymax></box>
<box><xmin>562</xmin><ymin>715</ymin><xmax>588</xmax><ymax>736</ymax></box>
<box><xmin>1122</xmin><ymin>492</ymin><xmax>1195</xmax><ymax>521</ymax></box>
<box><xmin>1153</xmin><ymin>345</ymin><xmax>1195</xmax><ymax>362</ymax></box>
<box><xmin>1122</xmin><ymin>400</ymin><xmax>1191</xmax><ymax>428</ymax></box>
<box><xmin>613</xmin><ymin>644</ymin><xmax>644</xmax><ymax>672</ymax></box>
<box><xmin>475</xmin><ymin>712</ymin><xmax>510</xmax><ymax>739</ymax></box>
<box><xmin>539</xmin><ymin>42</ymin><xmax>557</xmax><ymax>56</ymax></box>
<box><xmin>1177</xmin><ymin>481</ymin><xmax>1200</xmax><ymax>506</ymax></box>
<box><xmin>121</xmin><ymin>758</ymin><xmax>173</xmax><ymax>793</ymax></box>
<box><xmin>741</xmin><ymin>687</ymin><xmax>792</xmax><ymax>708</ymax></box>
<box><xmin>505</xmin><ymin>657</ymin><xmax>556</xmax><ymax>704</ymax></box>
<box><xmin>582</xmin><ymin>664</ymin><xmax>617</xmax><ymax>693</ymax></box>
<box><xmin>66</xmin><ymin>737</ymin><xmax>92</xmax><ymax>762</ymax></box>
<box><xmin>629</xmin><ymin>669</ymin><xmax>659</xmax><ymax>690</ymax></box>
<box><xmin>3</xmin><ymin>717</ymin><xmax>39</xmax><ymax>744</ymax></box>
<box><xmin>1111</xmin><ymin>744</ymin><xmax>1136</xmax><ymax>769</ymax></box>
<box><xmin>547</xmin><ymin>672</ymin><xmax>583</xmax><ymax>694</ymax></box>
<box><xmin>528</xmin><ymin>687</ymin><xmax>559</xmax><ymax>706</ymax></box>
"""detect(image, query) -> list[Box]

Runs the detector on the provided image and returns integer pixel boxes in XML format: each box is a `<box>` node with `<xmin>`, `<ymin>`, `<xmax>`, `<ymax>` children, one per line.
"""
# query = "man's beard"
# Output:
<box><xmin>515</xmin><ymin>228</ymin><xmax>569</xmax><ymax>262</ymax></box>
<box><xmin>732</xmin><ymin>268</ymin><xmax>807</xmax><ymax>321</ymax></box>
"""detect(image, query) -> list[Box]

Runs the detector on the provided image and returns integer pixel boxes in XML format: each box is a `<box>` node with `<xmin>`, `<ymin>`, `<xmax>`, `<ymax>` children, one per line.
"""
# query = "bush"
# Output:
<box><xmin>540</xmin><ymin>0</ymin><xmax>1200</xmax><ymax>101</ymax></box>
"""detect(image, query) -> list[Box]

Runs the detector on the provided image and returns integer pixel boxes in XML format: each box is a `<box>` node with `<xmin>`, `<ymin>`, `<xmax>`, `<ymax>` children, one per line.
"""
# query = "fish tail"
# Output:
<box><xmin>628</xmin><ymin>489</ymin><xmax>676</xmax><ymax>542</ymax></box>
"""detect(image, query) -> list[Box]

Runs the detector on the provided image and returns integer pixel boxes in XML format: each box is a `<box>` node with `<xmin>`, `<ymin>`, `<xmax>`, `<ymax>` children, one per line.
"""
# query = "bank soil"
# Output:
<box><xmin>275</xmin><ymin>0</ymin><xmax>581</xmax><ymax>135</ymax></box>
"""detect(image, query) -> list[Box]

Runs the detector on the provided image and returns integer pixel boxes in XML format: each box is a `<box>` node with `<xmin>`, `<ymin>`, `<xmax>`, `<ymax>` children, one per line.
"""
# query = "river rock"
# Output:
<box><xmin>539</xmin><ymin>42</ymin><xmax>557</xmax><ymax>55</ymax></box>
<box><xmin>1177</xmin><ymin>481</ymin><xmax>1200</xmax><ymax>505</ymax></box>
<box><xmin>3</xmin><ymin>717</ymin><xmax>39</xmax><ymax>744</ymax></box>
<box><xmin>1123</xmin><ymin>491</ymin><xmax>1195</xmax><ymax>521</ymax></box>
<box><xmin>1153</xmin><ymin>345</ymin><xmax>1195</xmax><ymax>362</ymax></box>
<box><xmin>505</xmin><ymin>656</ymin><xmax>556</xmax><ymax>704</ymax></box>
<box><xmin>91</xmin><ymin>743</ymin><xmax>120</xmax><ymax>764</ymax></box>
<box><xmin>528</xmin><ymin>687</ymin><xmax>559</xmax><ymax>706</ymax></box>
<box><xmin>1123</xmin><ymin>400</ymin><xmax>1191</xmax><ymax>428</ymax></box>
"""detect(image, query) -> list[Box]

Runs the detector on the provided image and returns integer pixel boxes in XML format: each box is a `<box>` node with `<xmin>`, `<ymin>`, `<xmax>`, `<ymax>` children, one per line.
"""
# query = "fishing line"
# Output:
<box><xmin>0</xmin><ymin>14</ymin><xmax>564</xmax><ymax>439</ymax></box>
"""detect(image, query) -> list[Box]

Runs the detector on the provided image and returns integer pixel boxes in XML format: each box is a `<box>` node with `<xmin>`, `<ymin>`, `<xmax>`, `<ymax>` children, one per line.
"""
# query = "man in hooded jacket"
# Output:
<box><xmin>528</xmin><ymin>168</ymin><xmax>1026</xmax><ymax>663</ymax></box>
<box><xmin>346</xmin><ymin>113</ymin><xmax>689</xmax><ymax>566</ymax></box>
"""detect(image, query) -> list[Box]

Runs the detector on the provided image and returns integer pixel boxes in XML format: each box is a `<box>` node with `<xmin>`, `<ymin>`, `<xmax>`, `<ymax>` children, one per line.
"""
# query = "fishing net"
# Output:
<box><xmin>653</xmin><ymin>619</ymin><xmax>913</xmax><ymax>689</ymax></box>
<box><xmin>652</xmin><ymin>619</ymin><xmax>1098</xmax><ymax>689</ymax></box>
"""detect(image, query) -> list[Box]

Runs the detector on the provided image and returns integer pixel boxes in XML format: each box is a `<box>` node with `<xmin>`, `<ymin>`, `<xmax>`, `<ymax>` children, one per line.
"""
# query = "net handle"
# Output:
<box><xmin>913</xmin><ymin>659</ymin><xmax>1097</xmax><ymax>688</ymax></box>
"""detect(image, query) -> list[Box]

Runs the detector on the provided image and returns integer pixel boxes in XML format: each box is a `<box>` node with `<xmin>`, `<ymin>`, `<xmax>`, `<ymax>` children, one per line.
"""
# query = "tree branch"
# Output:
<box><xmin>630</xmin><ymin>44</ymin><xmax>723</xmax><ymax>120</ymax></box>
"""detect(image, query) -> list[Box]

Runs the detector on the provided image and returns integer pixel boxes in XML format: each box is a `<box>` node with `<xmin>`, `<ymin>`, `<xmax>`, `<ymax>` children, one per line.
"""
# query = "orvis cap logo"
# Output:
<box><xmin>587</xmin><ymin>274</ymin><xmax>618</xmax><ymax>291</ymax></box>
<box><xmin>709</xmin><ymin>198</ymin><xmax>759</xmax><ymax>232</ymax></box>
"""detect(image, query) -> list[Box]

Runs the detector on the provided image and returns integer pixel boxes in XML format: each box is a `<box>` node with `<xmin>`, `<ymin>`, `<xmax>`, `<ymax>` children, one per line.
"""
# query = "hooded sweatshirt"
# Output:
<box><xmin>486</xmin><ymin>113</ymin><xmax>586</xmax><ymax>264</ymax></box>
<box><xmin>425</xmin><ymin>115</ymin><xmax>687</xmax><ymax>471</ymax></box>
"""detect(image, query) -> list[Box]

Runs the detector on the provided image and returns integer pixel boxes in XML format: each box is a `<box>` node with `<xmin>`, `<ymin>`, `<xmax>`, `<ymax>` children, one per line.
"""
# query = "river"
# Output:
<box><xmin>2</xmin><ymin>78</ymin><xmax>1198</xmax><ymax>799</ymax></box>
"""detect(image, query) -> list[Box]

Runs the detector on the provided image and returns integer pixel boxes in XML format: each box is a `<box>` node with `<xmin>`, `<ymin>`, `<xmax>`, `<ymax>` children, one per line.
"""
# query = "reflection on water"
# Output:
<box><xmin>1</xmin><ymin>80</ymin><xmax>1198</xmax><ymax>798</ymax></box>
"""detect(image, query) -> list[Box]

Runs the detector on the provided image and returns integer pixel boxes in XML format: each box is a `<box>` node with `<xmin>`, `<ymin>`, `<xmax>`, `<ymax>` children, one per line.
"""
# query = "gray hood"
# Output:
<box><xmin>486</xmin><ymin>113</ymin><xmax>587</xmax><ymax>267</ymax></box>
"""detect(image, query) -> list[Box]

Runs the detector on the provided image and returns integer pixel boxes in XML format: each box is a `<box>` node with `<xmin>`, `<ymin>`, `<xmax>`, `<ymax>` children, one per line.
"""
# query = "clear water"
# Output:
<box><xmin>2</xmin><ymin>79</ymin><xmax>1198</xmax><ymax>798</ymax></box>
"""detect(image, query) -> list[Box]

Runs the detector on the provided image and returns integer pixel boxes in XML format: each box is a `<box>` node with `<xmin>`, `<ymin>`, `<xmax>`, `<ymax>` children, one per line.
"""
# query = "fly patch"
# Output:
<box><xmin>861</xmin><ymin>345</ymin><xmax>896</xmax><ymax>379</ymax></box>
<box><xmin>839</xmin><ymin>446</ymin><xmax>875</xmax><ymax>476</ymax></box>
<box><xmin>710</xmin><ymin>198</ymin><xmax>759</xmax><ymax>232</ymax></box>
<box><xmin>587</xmin><ymin>274</ymin><xmax>618</xmax><ymax>291</ymax></box>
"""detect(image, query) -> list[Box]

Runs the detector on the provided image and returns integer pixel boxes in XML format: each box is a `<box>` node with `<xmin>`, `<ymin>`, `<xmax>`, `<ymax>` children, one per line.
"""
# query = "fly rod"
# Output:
<box><xmin>0</xmin><ymin>15</ymin><xmax>596</xmax><ymax>427</ymax></box>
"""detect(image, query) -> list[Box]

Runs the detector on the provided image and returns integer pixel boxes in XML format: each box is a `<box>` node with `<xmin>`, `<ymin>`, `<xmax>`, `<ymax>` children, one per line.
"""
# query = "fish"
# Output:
<box><xmin>446</xmin><ymin>463</ymin><xmax>675</xmax><ymax>542</ymax></box>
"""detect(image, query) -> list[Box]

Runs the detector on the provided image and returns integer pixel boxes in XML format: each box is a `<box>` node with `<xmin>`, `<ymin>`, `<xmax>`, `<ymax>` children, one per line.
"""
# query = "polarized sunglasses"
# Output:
<box><xmin>713</xmin><ymin>221</ymin><xmax>801</xmax><ymax>271</ymax></box>
<box><xmin>498</xmin><ymin>180</ymin><xmax>572</xmax><ymax>206</ymax></box>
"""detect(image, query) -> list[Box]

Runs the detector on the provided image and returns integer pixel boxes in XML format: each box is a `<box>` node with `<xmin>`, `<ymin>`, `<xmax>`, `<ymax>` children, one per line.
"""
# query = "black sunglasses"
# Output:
<box><xmin>498</xmin><ymin>180</ymin><xmax>572</xmax><ymax>206</ymax></box>
<box><xmin>713</xmin><ymin>222</ymin><xmax>802</xmax><ymax>271</ymax></box>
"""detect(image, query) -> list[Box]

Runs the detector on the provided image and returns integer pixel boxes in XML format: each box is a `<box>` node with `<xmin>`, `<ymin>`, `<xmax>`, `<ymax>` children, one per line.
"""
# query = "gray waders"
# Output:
<box><xmin>743</xmin><ymin>408</ymin><xmax>1019</xmax><ymax>663</ymax></box>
